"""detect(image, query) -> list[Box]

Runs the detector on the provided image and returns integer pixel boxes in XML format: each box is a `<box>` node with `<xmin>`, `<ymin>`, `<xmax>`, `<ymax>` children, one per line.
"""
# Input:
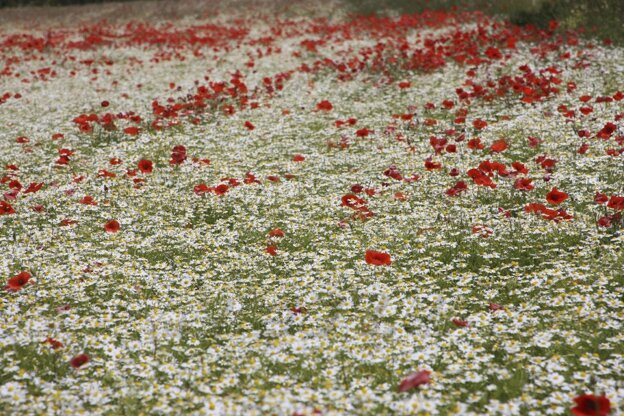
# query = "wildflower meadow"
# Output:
<box><xmin>0</xmin><ymin>0</ymin><xmax>623</xmax><ymax>414</ymax></box>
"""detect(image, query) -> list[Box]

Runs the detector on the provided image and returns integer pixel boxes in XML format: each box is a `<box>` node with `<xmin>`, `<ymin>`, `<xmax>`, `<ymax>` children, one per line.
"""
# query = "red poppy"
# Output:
<box><xmin>467</xmin><ymin>138</ymin><xmax>485</xmax><ymax>150</ymax></box>
<box><xmin>5</xmin><ymin>271</ymin><xmax>31</xmax><ymax>292</ymax></box>
<box><xmin>0</xmin><ymin>201</ymin><xmax>16</xmax><ymax>215</ymax></box>
<box><xmin>607</xmin><ymin>195</ymin><xmax>624</xmax><ymax>211</ymax></box>
<box><xmin>452</xmin><ymin>318</ymin><xmax>468</xmax><ymax>327</ymax></box>
<box><xmin>269</xmin><ymin>228</ymin><xmax>285</xmax><ymax>238</ymax></box>
<box><xmin>292</xmin><ymin>154</ymin><xmax>305</xmax><ymax>162</ymax></box>
<box><xmin>194</xmin><ymin>183</ymin><xmax>211</xmax><ymax>195</ymax></box>
<box><xmin>214</xmin><ymin>184</ymin><xmax>229</xmax><ymax>196</ymax></box>
<box><xmin>546</xmin><ymin>187</ymin><xmax>568</xmax><ymax>205</ymax></box>
<box><xmin>571</xmin><ymin>394</ymin><xmax>610</xmax><ymax>416</ymax></box>
<box><xmin>595</xmin><ymin>192</ymin><xmax>609</xmax><ymax>205</ymax></box>
<box><xmin>138</xmin><ymin>159</ymin><xmax>153</xmax><ymax>173</ymax></box>
<box><xmin>398</xmin><ymin>370</ymin><xmax>431</xmax><ymax>392</ymax></box>
<box><xmin>170</xmin><ymin>145</ymin><xmax>187</xmax><ymax>165</ymax></box>
<box><xmin>316</xmin><ymin>100</ymin><xmax>333</xmax><ymax>111</ymax></box>
<box><xmin>490</xmin><ymin>139</ymin><xmax>508</xmax><ymax>153</ymax></box>
<box><xmin>514</xmin><ymin>178</ymin><xmax>534</xmax><ymax>191</ymax></box>
<box><xmin>70</xmin><ymin>354</ymin><xmax>90</xmax><ymax>369</ymax></box>
<box><xmin>365</xmin><ymin>250</ymin><xmax>392</xmax><ymax>266</ymax></box>
<box><xmin>355</xmin><ymin>128</ymin><xmax>371</xmax><ymax>138</ymax></box>
<box><xmin>394</xmin><ymin>192</ymin><xmax>407</xmax><ymax>201</ymax></box>
<box><xmin>244</xmin><ymin>121</ymin><xmax>255</xmax><ymax>130</ymax></box>
<box><xmin>473</xmin><ymin>119</ymin><xmax>487</xmax><ymax>130</ymax></box>
<box><xmin>43</xmin><ymin>337</ymin><xmax>63</xmax><ymax>350</ymax></box>
<box><xmin>104</xmin><ymin>219</ymin><xmax>121</xmax><ymax>233</ymax></box>
<box><xmin>489</xmin><ymin>302</ymin><xmax>504</xmax><ymax>312</ymax></box>
<box><xmin>80</xmin><ymin>196</ymin><xmax>97</xmax><ymax>206</ymax></box>
<box><xmin>265</xmin><ymin>245</ymin><xmax>277</xmax><ymax>256</ymax></box>
<box><xmin>123</xmin><ymin>127</ymin><xmax>140</xmax><ymax>136</ymax></box>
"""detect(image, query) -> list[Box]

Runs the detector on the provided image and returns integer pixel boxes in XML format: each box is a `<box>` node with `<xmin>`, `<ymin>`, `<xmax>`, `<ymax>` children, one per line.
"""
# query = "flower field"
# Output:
<box><xmin>1</xmin><ymin>1</ymin><xmax>623</xmax><ymax>414</ymax></box>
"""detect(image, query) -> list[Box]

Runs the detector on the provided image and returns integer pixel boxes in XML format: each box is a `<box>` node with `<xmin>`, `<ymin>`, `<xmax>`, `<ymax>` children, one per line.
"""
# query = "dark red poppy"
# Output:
<box><xmin>292</xmin><ymin>154</ymin><xmax>305</xmax><ymax>162</ymax></box>
<box><xmin>138</xmin><ymin>159</ymin><xmax>153</xmax><ymax>173</ymax></box>
<box><xmin>316</xmin><ymin>100</ymin><xmax>333</xmax><ymax>111</ymax></box>
<box><xmin>365</xmin><ymin>250</ymin><xmax>391</xmax><ymax>266</ymax></box>
<box><xmin>123</xmin><ymin>127</ymin><xmax>140</xmax><ymax>136</ymax></box>
<box><xmin>244</xmin><ymin>121</ymin><xmax>255</xmax><ymax>130</ymax></box>
<box><xmin>546</xmin><ymin>187</ymin><xmax>568</xmax><ymax>205</ymax></box>
<box><xmin>0</xmin><ymin>201</ymin><xmax>16</xmax><ymax>215</ymax></box>
<box><xmin>398</xmin><ymin>370</ymin><xmax>431</xmax><ymax>392</ymax></box>
<box><xmin>70</xmin><ymin>354</ymin><xmax>90</xmax><ymax>369</ymax></box>
<box><xmin>571</xmin><ymin>394</ymin><xmax>610</xmax><ymax>416</ymax></box>
<box><xmin>514</xmin><ymin>178</ymin><xmax>534</xmax><ymax>191</ymax></box>
<box><xmin>452</xmin><ymin>318</ymin><xmax>468</xmax><ymax>327</ymax></box>
<box><xmin>104</xmin><ymin>219</ymin><xmax>121</xmax><ymax>233</ymax></box>
<box><xmin>467</xmin><ymin>138</ymin><xmax>485</xmax><ymax>150</ymax></box>
<box><xmin>595</xmin><ymin>192</ymin><xmax>609</xmax><ymax>205</ymax></box>
<box><xmin>607</xmin><ymin>195</ymin><xmax>624</xmax><ymax>211</ymax></box>
<box><xmin>214</xmin><ymin>184</ymin><xmax>229</xmax><ymax>196</ymax></box>
<box><xmin>170</xmin><ymin>145</ymin><xmax>187</xmax><ymax>165</ymax></box>
<box><xmin>5</xmin><ymin>271</ymin><xmax>31</xmax><ymax>292</ymax></box>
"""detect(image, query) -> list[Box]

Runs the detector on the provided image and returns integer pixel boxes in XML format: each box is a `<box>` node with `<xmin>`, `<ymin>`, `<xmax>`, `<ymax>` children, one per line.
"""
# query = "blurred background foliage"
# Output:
<box><xmin>343</xmin><ymin>0</ymin><xmax>624</xmax><ymax>44</ymax></box>
<box><xmin>0</xmin><ymin>0</ymin><xmax>622</xmax><ymax>44</ymax></box>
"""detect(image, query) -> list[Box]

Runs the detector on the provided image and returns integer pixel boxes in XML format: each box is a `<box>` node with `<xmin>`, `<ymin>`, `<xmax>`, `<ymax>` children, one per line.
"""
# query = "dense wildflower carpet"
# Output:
<box><xmin>0</xmin><ymin>1</ymin><xmax>623</xmax><ymax>415</ymax></box>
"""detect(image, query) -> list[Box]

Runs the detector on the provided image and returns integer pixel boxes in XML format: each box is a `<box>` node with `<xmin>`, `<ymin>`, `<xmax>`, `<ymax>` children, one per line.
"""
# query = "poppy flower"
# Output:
<box><xmin>104</xmin><ymin>219</ymin><xmax>121</xmax><ymax>233</ymax></box>
<box><xmin>467</xmin><ymin>138</ymin><xmax>485</xmax><ymax>150</ymax></box>
<box><xmin>0</xmin><ymin>201</ymin><xmax>16</xmax><ymax>215</ymax></box>
<box><xmin>292</xmin><ymin>154</ymin><xmax>305</xmax><ymax>162</ymax></box>
<box><xmin>365</xmin><ymin>250</ymin><xmax>392</xmax><ymax>266</ymax></box>
<box><xmin>546</xmin><ymin>187</ymin><xmax>568</xmax><ymax>205</ymax></box>
<box><xmin>80</xmin><ymin>196</ymin><xmax>97</xmax><ymax>206</ymax></box>
<box><xmin>123</xmin><ymin>127</ymin><xmax>140</xmax><ymax>136</ymax></box>
<box><xmin>316</xmin><ymin>100</ymin><xmax>333</xmax><ymax>111</ymax></box>
<box><xmin>4</xmin><ymin>271</ymin><xmax>31</xmax><ymax>292</ymax></box>
<box><xmin>594</xmin><ymin>192</ymin><xmax>609</xmax><ymax>205</ymax></box>
<box><xmin>490</xmin><ymin>139</ymin><xmax>508</xmax><ymax>153</ymax></box>
<box><xmin>193</xmin><ymin>183</ymin><xmax>211</xmax><ymax>195</ymax></box>
<box><xmin>170</xmin><ymin>145</ymin><xmax>187</xmax><ymax>165</ymax></box>
<box><xmin>269</xmin><ymin>228</ymin><xmax>285</xmax><ymax>238</ymax></box>
<box><xmin>571</xmin><ymin>393</ymin><xmax>610</xmax><ymax>416</ymax></box>
<box><xmin>398</xmin><ymin>370</ymin><xmax>431</xmax><ymax>392</ymax></box>
<box><xmin>138</xmin><ymin>159</ymin><xmax>153</xmax><ymax>173</ymax></box>
<box><xmin>43</xmin><ymin>337</ymin><xmax>63</xmax><ymax>350</ymax></box>
<box><xmin>514</xmin><ymin>178</ymin><xmax>534</xmax><ymax>191</ymax></box>
<box><xmin>473</xmin><ymin>119</ymin><xmax>487</xmax><ymax>130</ymax></box>
<box><xmin>607</xmin><ymin>195</ymin><xmax>624</xmax><ymax>211</ymax></box>
<box><xmin>214</xmin><ymin>184</ymin><xmax>229</xmax><ymax>196</ymax></box>
<box><xmin>452</xmin><ymin>318</ymin><xmax>468</xmax><ymax>327</ymax></box>
<box><xmin>265</xmin><ymin>245</ymin><xmax>277</xmax><ymax>256</ymax></box>
<box><xmin>70</xmin><ymin>354</ymin><xmax>90</xmax><ymax>369</ymax></box>
<box><xmin>244</xmin><ymin>121</ymin><xmax>255</xmax><ymax>130</ymax></box>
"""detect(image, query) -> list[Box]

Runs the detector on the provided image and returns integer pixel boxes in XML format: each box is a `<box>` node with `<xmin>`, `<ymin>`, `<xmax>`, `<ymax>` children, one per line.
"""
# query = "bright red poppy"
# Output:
<box><xmin>546</xmin><ymin>187</ymin><xmax>568</xmax><ymax>205</ymax></box>
<box><xmin>0</xmin><ymin>201</ymin><xmax>16</xmax><ymax>215</ymax></box>
<box><xmin>104</xmin><ymin>219</ymin><xmax>121</xmax><ymax>233</ymax></box>
<box><xmin>292</xmin><ymin>154</ymin><xmax>305</xmax><ymax>162</ymax></box>
<box><xmin>365</xmin><ymin>250</ymin><xmax>392</xmax><ymax>266</ymax></box>
<box><xmin>138</xmin><ymin>159</ymin><xmax>153</xmax><ymax>173</ymax></box>
<box><xmin>490</xmin><ymin>139</ymin><xmax>508</xmax><ymax>153</ymax></box>
<box><xmin>5</xmin><ymin>271</ymin><xmax>31</xmax><ymax>292</ymax></box>
<box><xmin>571</xmin><ymin>394</ymin><xmax>610</xmax><ymax>416</ymax></box>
